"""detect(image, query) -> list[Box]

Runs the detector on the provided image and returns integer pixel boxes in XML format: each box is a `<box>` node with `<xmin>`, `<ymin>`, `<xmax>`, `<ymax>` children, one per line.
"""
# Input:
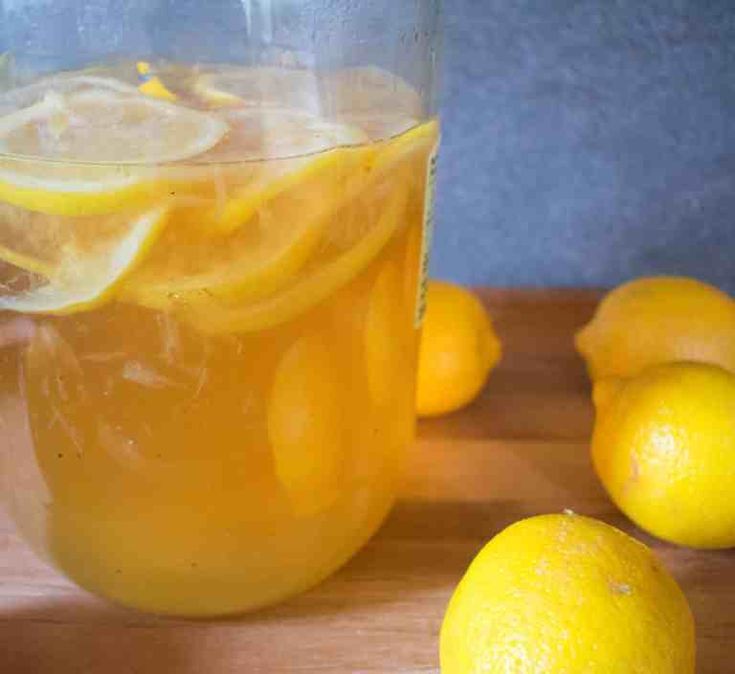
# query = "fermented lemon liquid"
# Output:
<box><xmin>0</xmin><ymin>63</ymin><xmax>438</xmax><ymax>615</ymax></box>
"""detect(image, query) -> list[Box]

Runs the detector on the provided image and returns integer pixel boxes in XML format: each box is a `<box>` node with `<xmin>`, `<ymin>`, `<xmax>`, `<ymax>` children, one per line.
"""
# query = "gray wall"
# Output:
<box><xmin>433</xmin><ymin>0</ymin><xmax>735</xmax><ymax>291</ymax></box>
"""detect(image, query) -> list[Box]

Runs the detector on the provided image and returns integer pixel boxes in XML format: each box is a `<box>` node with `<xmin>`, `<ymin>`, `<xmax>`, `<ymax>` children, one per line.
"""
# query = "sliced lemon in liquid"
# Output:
<box><xmin>267</xmin><ymin>334</ymin><xmax>344</xmax><ymax>517</ymax></box>
<box><xmin>0</xmin><ymin>80</ymin><xmax>227</xmax><ymax>215</ymax></box>
<box><xmin>0</xmin><ymin>205</ymin><xmax>168</xmax><ymax>314</ymax></box>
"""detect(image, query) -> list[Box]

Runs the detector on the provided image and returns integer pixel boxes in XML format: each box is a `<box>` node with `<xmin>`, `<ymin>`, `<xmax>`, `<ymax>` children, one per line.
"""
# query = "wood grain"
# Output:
<box><xmin>1</xmin><ymin>289</ymin><xmax>733</xmax><ymax>673</ymax></box>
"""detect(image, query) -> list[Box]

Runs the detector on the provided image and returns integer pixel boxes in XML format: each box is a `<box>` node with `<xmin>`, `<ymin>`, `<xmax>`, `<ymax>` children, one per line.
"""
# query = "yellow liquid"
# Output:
<box><xmin>0</xmin><ymin>65</ymin><xmax>437</xmax><ymax>615</ymax></box>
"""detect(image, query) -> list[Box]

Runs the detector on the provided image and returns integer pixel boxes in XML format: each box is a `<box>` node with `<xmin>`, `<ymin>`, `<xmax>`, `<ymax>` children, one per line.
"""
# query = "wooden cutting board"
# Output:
<box><xmin>1</xmin><ymin>289</ymin><xmax>732</xmax><ymax>673</ymax></box>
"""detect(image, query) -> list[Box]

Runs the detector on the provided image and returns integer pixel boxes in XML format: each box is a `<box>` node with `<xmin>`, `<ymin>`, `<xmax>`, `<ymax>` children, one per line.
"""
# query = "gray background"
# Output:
<box><xmin>2</xmin><ymin>0</ymin><xmax>734</xmax><ymax>291</ymax></box>
<box><xmin>433</xmin><ymin>0</ymin><xmax>735</xmax><ymax>291</ymax></box>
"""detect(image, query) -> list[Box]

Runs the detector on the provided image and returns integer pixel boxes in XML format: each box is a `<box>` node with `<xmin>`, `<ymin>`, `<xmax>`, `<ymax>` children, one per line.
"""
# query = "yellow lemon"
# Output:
<box><xmin>440</xmin><ymin>512</ymin><xmax>695</xmax><ymax>674</ymax></box>
<box><xmin>576</xmin><ymin>276</ymin><xmax>735</xmax><ymax>380</ymax></box>
<box><xmin>267</xmin><ymin>334</ymin><xmax>344</xmax><ymax>517</ymax></box>
<box><xmin>592</xmin><ymin>361</ymin><xmax>735</xmax><ymax>549</ymax></box>
<box><xmin>416</xmin><ymin>281</ymin><xmax>501</xmax><ymax>417</ymax></box>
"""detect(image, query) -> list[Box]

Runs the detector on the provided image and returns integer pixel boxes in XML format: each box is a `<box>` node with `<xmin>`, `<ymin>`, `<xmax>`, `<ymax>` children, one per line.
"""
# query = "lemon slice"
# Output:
<box><xmin>0</xmin><ymin>159</ymin><xmax>165</xmax><ymax>218</ymax></box>
<box><xmin>0</xmin><ymin>85</ymin><xmax>227</xmax><ymax>163</ymax></box>
<box><xmin>0</xmin><ymin>205</ymin><xmax>168</xmax><ymax>314</ymax></box>
<box><xmin>0</xmin><ymin>80</ymin><xmax>228</xmax><ymax>215</ymax></box>
<box><xmin>121</xmin><ymin>111</ymin><xmax>370</xmax><ymax>309</ymax></box>
<box><xmin>268</xmin><ymin>333</ymin><xmax>344</xmax><ymax>516</ymax></box>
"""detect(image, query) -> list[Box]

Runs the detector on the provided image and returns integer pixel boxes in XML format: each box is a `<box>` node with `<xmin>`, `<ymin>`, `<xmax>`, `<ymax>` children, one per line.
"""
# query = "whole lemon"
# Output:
<box><xmin>576</xmin><ymin>276</ymin><xmax>735</xmax><ymax>380</ymax></box>
<box><xmin>440</xmin><ymin>513</ymin><xmax>695</xmax><ymax>674</ymax></box>
<box><xmin>416</xmin><ymin>281</ymin><xmax>501</xmax><ymax>417</ymax></box>
<box><xmin>592</xmin><ymin>361</ymin><xmax>735</xmax><ymax>549</ymax></box>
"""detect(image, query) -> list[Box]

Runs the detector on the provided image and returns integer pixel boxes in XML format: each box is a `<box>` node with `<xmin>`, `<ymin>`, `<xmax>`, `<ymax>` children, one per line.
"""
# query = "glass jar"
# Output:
<box><xmin>0</xmin><ymin>0</ymin><xmax>441</xmax><ymax>616</ymax></box>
